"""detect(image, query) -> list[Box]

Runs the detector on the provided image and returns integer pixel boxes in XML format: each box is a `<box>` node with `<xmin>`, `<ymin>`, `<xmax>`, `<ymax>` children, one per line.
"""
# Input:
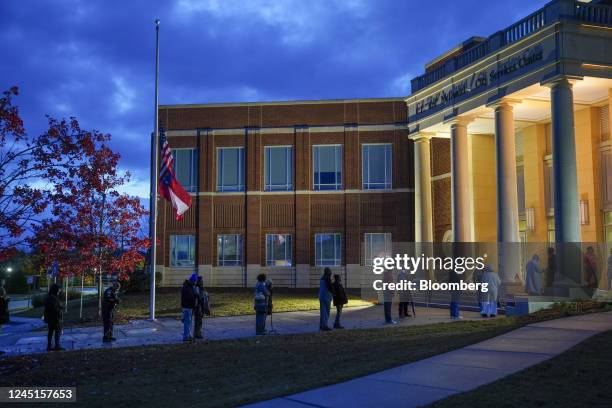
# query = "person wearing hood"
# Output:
<box><xmin>181</xmin><ymin>276</ymin><xmax>197</xmax><ymax>341</ymax></box>
<box><xmin>525</xmin><ymin>254</ymin><xmax>544</xmax><ymax>295</ymax></box>
<box><xmin>481</xmin><ymin>265</ymin><xmax>501</xmax><ymax>318</ymax></box>
<box><xmin>43</xmin><ymin>283</ymin><xmax>64</xmax><ymax>351</ymax></box>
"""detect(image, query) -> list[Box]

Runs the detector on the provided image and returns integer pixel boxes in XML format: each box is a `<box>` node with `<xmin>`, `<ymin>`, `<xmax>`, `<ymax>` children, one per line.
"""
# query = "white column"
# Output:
<box><xmin>549</xmin><ymin>77</ymin><xmax>581</xmax><ymax>243</ymax></box>
<box><xmin>413</xmin><ymin>134</ymin><xmax>433</xmax><ymax>242</ymax></box>
<box><xmin>450</xmin><ymin>120</ymin><xmax>472</xmax><ymax>242</ymax></box>
<box><xmin>493</xmin><ymin>99</ymin><xmax>521</xmax><ymax>283</ymax></box>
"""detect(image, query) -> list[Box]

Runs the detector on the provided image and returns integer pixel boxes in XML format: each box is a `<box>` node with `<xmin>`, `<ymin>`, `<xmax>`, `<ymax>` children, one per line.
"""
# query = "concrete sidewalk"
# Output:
<box><xmin>245</xmin><ymin>311</ymin><xmax>612</xmax><ymax>408</ymax></box>
<box><xmin>0</xmin><ymin>305</ymin><xmax>482</xmax><ymax>356</ymax></box>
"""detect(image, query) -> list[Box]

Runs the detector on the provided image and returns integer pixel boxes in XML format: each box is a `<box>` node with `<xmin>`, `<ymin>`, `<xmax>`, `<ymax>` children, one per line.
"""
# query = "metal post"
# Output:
<box><xmin>149</xmin><ymin>19</ymin><xmax>161</xmax><ymax>321</ymax></box>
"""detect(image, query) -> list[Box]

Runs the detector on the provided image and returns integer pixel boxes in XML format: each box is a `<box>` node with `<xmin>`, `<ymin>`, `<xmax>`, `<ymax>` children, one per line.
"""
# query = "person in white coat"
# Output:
<box><xmin>525</xmin><ymin>254</ymin><xmax>544</xmax><ymax>295</ymax></box>
<box><xmin>481</xmin><ymin>265</ymin><xmax>501</xmax><ymax>318</ymax></box>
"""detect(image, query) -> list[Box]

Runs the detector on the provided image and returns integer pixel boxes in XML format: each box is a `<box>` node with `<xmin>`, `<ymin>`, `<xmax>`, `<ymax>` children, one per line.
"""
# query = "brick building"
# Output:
<box><xmin>156</xmin><ymin>99</ymin><xmax>413</xmax><ymax>287</ymax></box>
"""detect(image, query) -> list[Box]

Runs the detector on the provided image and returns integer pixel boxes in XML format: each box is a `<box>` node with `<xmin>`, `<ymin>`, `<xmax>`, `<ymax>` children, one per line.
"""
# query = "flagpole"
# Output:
<box><xmin>149</xmin><ymin>19</ymin><xmax>160</xmax><ymax>321</ymax></box>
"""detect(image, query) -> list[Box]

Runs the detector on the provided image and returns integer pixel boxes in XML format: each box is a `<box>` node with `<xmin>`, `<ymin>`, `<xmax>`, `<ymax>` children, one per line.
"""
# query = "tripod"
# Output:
<box><xmin>267</xmin><ymin>304</ymin><xmax>278</xmax><ymax>335</ymax></box>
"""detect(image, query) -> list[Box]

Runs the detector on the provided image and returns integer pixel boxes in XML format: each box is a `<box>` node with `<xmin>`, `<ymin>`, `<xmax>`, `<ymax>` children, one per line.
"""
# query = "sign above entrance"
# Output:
<box><xmin>413</xmin><ymin>45</ymin><xmax>544</xmax><ymax>117</ymax></box>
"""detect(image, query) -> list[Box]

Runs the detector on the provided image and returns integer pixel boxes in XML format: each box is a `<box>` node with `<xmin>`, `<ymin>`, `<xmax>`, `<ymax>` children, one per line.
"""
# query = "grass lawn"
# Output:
<box><xmin>430</xmin><ymin>329</ymin><xmax>612</xmax><ymax>408</ymax></box>
<box><xmin>2</xmin><ymin>302</ymin><xmax>609</xmax><ymax>408</ymax></box>
<box><xmin>15</xmin><ymin>287</ymin><xmax>371</xmax><ymax>327</ymax></box>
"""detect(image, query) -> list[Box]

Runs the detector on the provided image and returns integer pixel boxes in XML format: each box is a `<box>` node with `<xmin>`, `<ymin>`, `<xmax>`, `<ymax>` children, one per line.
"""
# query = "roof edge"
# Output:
<box><xmin>159</xmin><ymin>96</ymin><xmax>406</xmax><ymax>109</ymax></box>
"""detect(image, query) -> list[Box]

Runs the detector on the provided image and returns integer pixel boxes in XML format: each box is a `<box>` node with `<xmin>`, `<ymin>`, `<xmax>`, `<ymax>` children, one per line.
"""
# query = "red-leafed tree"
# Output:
<box><xmin>0</xmin><ymin>87</ymin><xmax>104</xmax><ymax>260</ymax></box>
<box><xmin>31</xmin><ymin>119</ymin><xmax>149</xmax><ymax>316</ymax></box>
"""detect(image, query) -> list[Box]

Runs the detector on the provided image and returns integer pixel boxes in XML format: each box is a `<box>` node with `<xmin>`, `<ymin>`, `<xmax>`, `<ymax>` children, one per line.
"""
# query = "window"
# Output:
<box><xmin>217</xmin><ymin>234</ymin><xmax>242</xmax><ymax>266</ymax></box>
<box><xmin>315</xmin><ymin>233</ymin><xmax>342</xmax><ymax>266</ymax></box>
<box><xmin>172</xmin><ymin>148</ymin><xmax>198</xmax><ymax>192</ymax></box>
<box><xmin>170</xmin><ymin>235</ymin><xmax>195</xmax><ymax>267</ymax></box>
<box><xmin>265</xmin><ymin>146</ymin><xmax>293</xmax><ymax>191</ymax></box>
<box><xmin>313</xmin><ymin>145</ymin><xmax>342</xmax><ymax>190</ymax></box>
<box><xmin>362</xmin><ymin>144</ymin><xmax>392</xmax><ymax>190</ymax></box>
<box><xmin>217</xmin><ymin>147</ymin><xmax>245</xmax><ymax>192</ymax></box>
<box><xmin>266</xmin><ymin>234</ymin><xmax>292</xmax><ymax>266</ymax></box>
<box><xmin>364</xmin><ymin>232</ymin><xmax>392</xmax><ymax>266</ymax></box>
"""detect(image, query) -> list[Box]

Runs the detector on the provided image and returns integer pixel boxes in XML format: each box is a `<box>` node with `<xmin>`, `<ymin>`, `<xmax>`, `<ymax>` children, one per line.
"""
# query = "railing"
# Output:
<box><xmin>410</xmin><ymin>0</ymin><xmax>612</xmax><ymax>94</ymax></box>
<box><xmin>575</xmin><ymin>2</ymin><xmax>612</xmax><ymax>25</ymax></box>
<box><xmin>504</xmin><ymin>8</ymin><xmax>547</xmax><ymax>44</ymax></box>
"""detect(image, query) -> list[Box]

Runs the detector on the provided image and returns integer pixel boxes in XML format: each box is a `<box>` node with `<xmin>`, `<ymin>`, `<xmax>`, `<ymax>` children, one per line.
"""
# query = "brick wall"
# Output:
<box><xmin>156</xmin><ymin>99</ymin><xmax>414</xmax><ymax>287</ymax></box>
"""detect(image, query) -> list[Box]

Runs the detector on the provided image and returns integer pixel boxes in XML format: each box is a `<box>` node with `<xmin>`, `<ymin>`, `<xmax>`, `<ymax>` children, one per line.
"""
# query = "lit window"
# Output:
<box><xmin>170</xmin><ymin>235</ymin><xmax>195</xmax><ymax>267</ymax></box>
<box><xmin>172</xmin><ymin>148</ymin><xmax>198</xmax><ymax>192</ymax></box>
<box><xmin>364</xmin><ymin>232</ymin><xmax>392</xmax><ymax>266</ymax></box>
<box><xmin>362</xmin><ymin>144</ymin><xmax>392</xmax><ymax>190</ymax></box>
<box><xmin>313</xmin><ymin>145</ymin><xmax>342</xmax><ymax>190</ymax></box>
<box><xmin>265</xmin><ymin>146</ymin><xmax>293</xmax><ymax>191</ymax></box>
<box><xmin>217</xmin><ymin>234</ymin><xmax>242</xmax><ymax>266</ymax></box>
<box><xmin>315</xmin><ymin>233</ymin><xmax>342</xmax><ymax>266</ymax></box>
<box><xmin>217</xmin><ymin>147</ymin><xmax>245</xmax><ymax>192</ymax></box>
<box><xmin>266</xmin><ymin>234</ymin><xmax>292</xmax><ymax>266</ymax></box>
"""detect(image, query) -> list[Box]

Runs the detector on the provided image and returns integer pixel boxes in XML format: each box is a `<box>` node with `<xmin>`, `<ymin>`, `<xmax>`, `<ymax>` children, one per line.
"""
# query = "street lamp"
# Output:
<box><xmin>6</xmin><ymin>267</ymin><xmax>12</xmax><ymax>274</ymax></box>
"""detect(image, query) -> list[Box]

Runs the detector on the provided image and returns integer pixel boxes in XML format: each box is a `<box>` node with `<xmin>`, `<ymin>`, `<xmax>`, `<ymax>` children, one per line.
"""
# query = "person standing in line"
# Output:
<box><xmin>319</xmin><ymin>268</ymin><xmax>334</xmax><ymax>331</ymax></box>
<box><xmin>524</xmin><ymin>254</ymin><xmax>544</xmax><ymax>296</ymax></box>
<box><xmin>546</xmin><ymin>247</ymin><xmax>556</xmax><ymax>289</ymax></box>
<box><xmin>193</xmin><ymin>276</ymin><xmax>206</xmax><ymax>339</ymax></box>
<box><xmin>383</xmin><ymin>267</ymin><xmax>397</xmax><ymax>324</ymax></box>
<box><xmin>332</xmin><ymin>274</ymin><xmax>348</xmax><ymax>329</ymax></box>
<box><xmin>449</xmin><ymin>267</ymin><xmax>462</xmax><ymax>320</ymax></box>
<box><xmin>584</xmin><ymin>246</ymin><xmax>599</xmax><ymax>288</ymax></box>
<box><xmin>0</xmin><ymin>279</ymin><xmax>9</xmax><ymax>327</ymax></box>
<box><xmin>102</xmin><ymin>282</ymin><xmax>121</xmax><ymax>343</ymax></box>
<box><xmin>254</xmin><ymin>273</ymin><xmax>270</xmax><ymax>335</ymax></box>
<box><xmin>482</xmin><ymin>265</ymin><xmax>501</xmax><ymax>318</ymax></box>
<box><xmin>473</xmin><ymin>265</ymin><xmax>486</xmax><ymax>313</ymax></box>
<box><xmin>44</xmin><ymin>283</ymin><xmax>64</xmax><ymax>351</ymax></box>
<box><xmin>181</xmin><ymin>277</ymin><xmax>197</xmax><ymax>341</ymax></box>
<box><xmin>397</xmin><ymin>269</ymin><xmax>411</xmax><ymax>318</ymax></box>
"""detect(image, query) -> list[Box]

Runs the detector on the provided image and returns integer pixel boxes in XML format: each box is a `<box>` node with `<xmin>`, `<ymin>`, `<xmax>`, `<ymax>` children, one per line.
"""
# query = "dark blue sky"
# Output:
<box><xmin>0</xmin><ymin>0</ymin><xmax>548</xmax><ymax>199</ymax></box>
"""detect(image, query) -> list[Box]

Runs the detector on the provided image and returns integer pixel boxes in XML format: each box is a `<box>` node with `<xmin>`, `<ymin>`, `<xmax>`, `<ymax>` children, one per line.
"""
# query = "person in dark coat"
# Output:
<box><xmin>181</xmin><ymin>277</ymin><xmax>197</xmax><ymax>341</ymax></box>
<box><xmin>332</xmin><ymin>274</ymin><xmax>348</xmax><ymax>329</ymax></box>
<box><xmin>0</xmin><ymin>280</ymin><xmax>9</xmax><ymax>326</ymax></box>
<box><xmin>102</xmin><ymin>282</ymin><xmax>121</xmax><ymax>342</ymax></box>
<box><xmin>193</xmin><ymin>276</ymin><xmax>206</xmax><ymax>339</ymax></box>
<box><xmin>43</xmin><ymin>284</ymin><xmax>64</xmax><ymax>351</ymax></box>
<box><xmin>546</xmin><ymin>247</ymin><xmax>556</xmax><ymax>289</ymax></box>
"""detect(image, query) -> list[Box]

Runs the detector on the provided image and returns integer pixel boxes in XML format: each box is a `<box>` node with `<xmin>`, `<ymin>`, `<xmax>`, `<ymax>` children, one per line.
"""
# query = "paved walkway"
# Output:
<box><xmin>245</xmin><ymin>311</ymin><xmax>612</xmax><ymax>408</ymax></box>
<box><xmin>0</xmin><ymin>305</ymin><xmax>482</xmax><ymax>356</ymax></box>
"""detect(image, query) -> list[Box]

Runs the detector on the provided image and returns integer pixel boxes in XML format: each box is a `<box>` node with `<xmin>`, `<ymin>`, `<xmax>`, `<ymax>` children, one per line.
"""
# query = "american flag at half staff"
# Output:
<box><xmin>158</xmin><ymin>127</ymin><xmax>192</xmax><ymax>220</ymax></box>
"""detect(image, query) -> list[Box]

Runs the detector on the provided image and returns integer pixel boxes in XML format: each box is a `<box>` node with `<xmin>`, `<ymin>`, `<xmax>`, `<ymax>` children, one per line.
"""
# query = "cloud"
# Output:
<box><xmin>112</xmin><ymin>77</ymin><xmax>136</xmax><ymax>114</ymax></box>
<box><xmin>172</xmin><ymin>0</ymin><xmax>369</xmax><ymax>46</ymax></box>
